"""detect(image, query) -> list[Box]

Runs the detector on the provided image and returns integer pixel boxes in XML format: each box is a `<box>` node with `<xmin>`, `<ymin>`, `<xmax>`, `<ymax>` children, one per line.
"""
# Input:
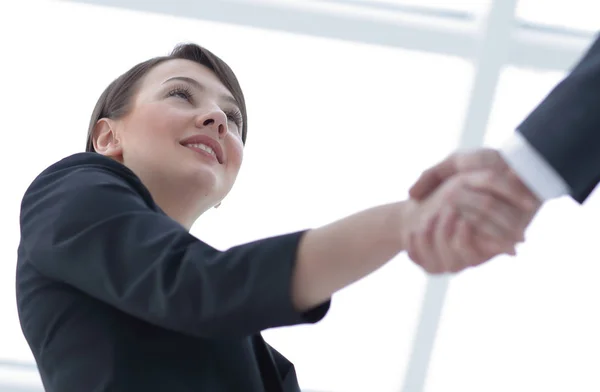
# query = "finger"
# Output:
<box><xmin>409</xmin><ymin>214</ymin><xmax>441</xmax><ymax>274</ymax></box>
<box><xmin>474</xmin><ymin>232</ymin><xmax>517</xmax><ymax>257</ymax></box>
<box><xmin>433</xmin><ymin>207</ymin><xmax>461</xmax><ymax>273</ymax></box>
<box><xmin>454</xmin><ymin>222</ymin><xmax>512</xmax><ymax>270</ymax></box>
<box><xmin>451</xmin><ymin>219</ymin><xmax>484</xmax><ymax>269</ymax></box>
<box><xmin>461</xmin><ymin>207</ymin><xmax>524</xmax><ymax>244</ymax></box>
<box><xmin>409</xmin><ymin>149</ymin><xmax>507</xmax><ymax>200</ymax></box>
<box><xmin>455</xmin><ymin>189</ymin><xmax>526</xmax><ymax>242</ymax></box>
<box><xmin>414</xmin><ymin>215</ymin><xmax>440</xmax><ymax>274</ymax></box>
<box><xmin>406</xmin><ymin>223</ymin><xmax>427</xmax><ymax>270</ymax></box>
<box><xmin>409</xmin><ymin>155</ymin><xmax>459</xmax><ymax>200</ymax></box>
<box><xmin>464</xmin><ymin>170</ymin><xmax>541</xmax><ymax>217</ymax></box>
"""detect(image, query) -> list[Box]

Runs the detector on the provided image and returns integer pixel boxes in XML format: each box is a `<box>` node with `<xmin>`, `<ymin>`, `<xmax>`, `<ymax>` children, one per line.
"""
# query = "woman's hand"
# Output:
<box><xmin>404</xmin><ymin>169</ymin><xmax>539</xmax><ymax>274</ymax></box>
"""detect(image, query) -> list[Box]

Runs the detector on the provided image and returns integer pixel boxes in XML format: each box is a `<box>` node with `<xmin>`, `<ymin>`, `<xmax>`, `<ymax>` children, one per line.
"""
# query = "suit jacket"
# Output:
<box><xmin>16</xmin><ymin>153</ymin><xmax>330</xmax><ymax>392</ymax></box>
<box><xmin>517</xmin><ymin>34</ymin><xmax>600</xmax><ymax>203</ymax></box>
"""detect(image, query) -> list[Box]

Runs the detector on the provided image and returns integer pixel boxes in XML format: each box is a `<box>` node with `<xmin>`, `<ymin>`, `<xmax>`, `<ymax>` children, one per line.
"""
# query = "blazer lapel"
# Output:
<box><xmin>281</xmin><ymin>364</ymin><xmax>301</xmax><ymax>392</ymax></box>
<box><xmin>252</xmin><ymin>334</ymin><xmax>284</xmax><ymax>392</ymax></box>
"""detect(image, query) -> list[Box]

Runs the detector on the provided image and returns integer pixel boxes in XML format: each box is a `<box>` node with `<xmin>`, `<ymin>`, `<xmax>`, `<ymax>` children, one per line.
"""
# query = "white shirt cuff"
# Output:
<box><xmin>499</xmin><ymin>132</ymin><xmax>570</xmax><ymax>201</ymax></box>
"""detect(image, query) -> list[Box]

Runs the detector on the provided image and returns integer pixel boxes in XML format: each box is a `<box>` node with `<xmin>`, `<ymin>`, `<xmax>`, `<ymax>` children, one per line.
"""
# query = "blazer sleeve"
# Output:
<box><xmin>516</xmin><ymin>34</ymin><xmax>600</xmax><ymax>203</ymax></box>
<box><xmin>19</xmin><ymin>156</ymin><xmax>329</xmax><ymax>338</ymax></box>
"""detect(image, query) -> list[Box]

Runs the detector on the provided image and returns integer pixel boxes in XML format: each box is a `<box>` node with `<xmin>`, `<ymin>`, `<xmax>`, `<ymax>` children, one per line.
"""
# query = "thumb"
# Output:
<box><xmin>409</xmin><ymin>148</ymin><xmax>506</xmax><ymax>200</ymax></box>
<box><xmin>409</xmin><ymin>154</ymin><xmax>459</xmax><ymax>200</ymax></box>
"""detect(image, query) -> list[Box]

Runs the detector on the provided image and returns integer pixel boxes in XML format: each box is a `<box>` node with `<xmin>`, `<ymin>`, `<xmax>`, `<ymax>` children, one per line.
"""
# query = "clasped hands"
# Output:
<box><xmin>404</xmin><ymin>148</ymin><xmax>541</xmax><ymax>274</ymax></box>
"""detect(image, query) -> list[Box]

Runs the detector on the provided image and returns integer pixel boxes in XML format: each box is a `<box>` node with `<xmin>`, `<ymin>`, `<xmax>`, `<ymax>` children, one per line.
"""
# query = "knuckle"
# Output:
<box><xmin>449</xmin><ymin>261</ymin><xmax>460</xmax><ymax>272</ymax></box>
<box><xmin>450</xmin><ymin>265</ymin><xmax>464</xmax><ymax>274</ymax></box>
<box><xmin>421</xmin><ymin>167</ymin><xmax>435</xmax><ymax>179</ymax></box>
<box><xmin>407</xmin><ymin>249</ymin><xmax>419</xmax><ymax>263</ymax></box>
<box><xmin>483</xmin><ymin>170</ymin><xmax>498</xmax><ymax>183</ymax></box>
<box><xmin>445</xmin><ymin>188</ymin><xmax>460</xmax><ymax>205</ymax></box>
<box><xmin>506</xmin><ymin>169</ymin><xmax>522</xmax><ymax>185</ymax></box>
<box><xmin>435</xmin><ymin>267</ymin><xmax>448</xmax><ymax>275</ymax></box>
<box><xmin>479</xmin><ymin>194</ymin><xmax>496</xmax><ymax>210</ymax></box>
<box><xmin>501</xmin><ymin>205</ymin><xmax>518</xmax><ymax>221</ymax></box>
<box><xmin>423</xmin><ymin>264</ymin><xmax>437</xmax><ymax>274</ymax></box>
<box><xmin>464</xmin><ymin>210</ymin><xmax>482</xmax><ymax>225</ymax></box>
<box><xmin>527</xmin><ymin>198</ymin><xmax>542</xmax><ymax>213</ymax></box>
<box><xmin>484</xmin><ymin>149</ymin><xmax>504</xmax><ymax>167</ymax></box>
<box><xmin>446</xmin><ymin>180</ymin><xmax>465</xmax><ymax>202</ymax></box>
<box><xmin>452</xmin><ymin>175</ymin><xmax>468</xmax><ymax>189</ymax></box>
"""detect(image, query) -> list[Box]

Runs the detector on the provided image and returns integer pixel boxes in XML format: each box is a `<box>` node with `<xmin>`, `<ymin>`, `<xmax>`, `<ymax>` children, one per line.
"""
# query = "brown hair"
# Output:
<box><xmin>85</xmin><ymin>43</ymin><xmax>247</xmax><ymax>152</ymax></box>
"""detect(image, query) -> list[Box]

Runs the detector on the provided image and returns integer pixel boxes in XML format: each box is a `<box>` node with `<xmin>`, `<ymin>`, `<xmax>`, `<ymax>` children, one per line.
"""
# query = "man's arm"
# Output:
<box><xmin>499</xmin><ymin>132</ymin><xmax>569</xmax><ymax>201</ymax></box>
<box><xmin>515</xmin><ymin>34</ymin><xmax>600</xmax><ymax>203</ymax></box>
<box><xmin>408</xmin><ymin>148</ymin><xmax>541</xmax><ymax>247</ymax></box>
<box><xmin>411</xmin><ymin>34</ymin><xmax>600</xmax><ymax>205</ymax></box>
<box><xmin>400</xmin><ymin>33</ymin><xmax>600</xmax><ymax>269</ymax></box>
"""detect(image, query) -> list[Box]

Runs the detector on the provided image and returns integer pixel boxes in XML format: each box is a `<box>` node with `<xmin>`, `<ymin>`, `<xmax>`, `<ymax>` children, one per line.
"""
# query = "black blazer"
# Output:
<box><xmin>16</xmin><ymin>153</ymin><xmax>330</xmax><ymax>392</ymax></box>
<box><xmin>517</xmin><ymin>34</ymin><xmax>600</xmax><ymax>203</ymax></box>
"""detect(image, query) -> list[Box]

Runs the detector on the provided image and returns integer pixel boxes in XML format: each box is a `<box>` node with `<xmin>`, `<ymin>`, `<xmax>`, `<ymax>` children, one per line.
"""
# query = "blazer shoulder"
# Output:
<box><xmin>25</xmin><ymin>153</ymin><xmax>154</xmax><ymax>206</ymax></box>
<box><xmin>39</xmin><ymin>152</ymin><xmax>138</xmax><ymax>183</ymax></box>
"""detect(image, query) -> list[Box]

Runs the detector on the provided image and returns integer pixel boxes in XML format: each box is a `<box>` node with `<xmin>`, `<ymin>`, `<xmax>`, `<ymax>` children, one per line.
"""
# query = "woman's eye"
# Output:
<box><xmin>167</xmin><ymin>87</ymin><xmax>193</xmax><ymax>102</ymax></box>
<box><xmin>225</xmin><ymin>111</ymin><xmax>243</xmax><ymax>132</ymax></box>
<box><xmin>173</xmin><ymin>92</ymin><xmax>188</xmax><ymax>99</ymax></box>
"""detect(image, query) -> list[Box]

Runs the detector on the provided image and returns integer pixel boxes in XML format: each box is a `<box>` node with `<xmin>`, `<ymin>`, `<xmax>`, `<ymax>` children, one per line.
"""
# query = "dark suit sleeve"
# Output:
<box><xmin>517</xmin><ymin>34</ymin><xmax>600</xmax><ymax>203</ymax></box>
<box><xmin>19</xmin><ymin>157</ymin><xmax>329</xmax><ymax>338</ymax></box>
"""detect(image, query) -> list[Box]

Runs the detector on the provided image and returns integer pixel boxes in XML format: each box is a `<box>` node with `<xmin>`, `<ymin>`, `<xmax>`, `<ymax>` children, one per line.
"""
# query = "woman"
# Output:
<box><xmin>16</xmin><ymin>43</ymin><xmax>526</xmax><ymax>392</ymax></box>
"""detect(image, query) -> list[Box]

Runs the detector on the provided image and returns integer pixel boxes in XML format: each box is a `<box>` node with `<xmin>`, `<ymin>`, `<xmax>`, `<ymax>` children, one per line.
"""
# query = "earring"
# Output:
<box><xmin>214</xmin><ymin>202</ymin><xmax>222</xmax><ymax>209</ymax></box>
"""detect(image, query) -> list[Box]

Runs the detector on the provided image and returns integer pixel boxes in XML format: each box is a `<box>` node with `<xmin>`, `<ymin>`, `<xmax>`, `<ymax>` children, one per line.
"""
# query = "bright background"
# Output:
<box><xmin>1</xmin><ymin>1</ymin><xmax>600</xmax><ymax>391</ymax></box>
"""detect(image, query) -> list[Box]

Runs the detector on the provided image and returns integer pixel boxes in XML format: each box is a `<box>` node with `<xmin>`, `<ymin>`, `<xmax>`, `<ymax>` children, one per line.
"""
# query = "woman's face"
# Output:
<box><xmin>96</xmin><ymin>59</ymin><xmax>244</xmax><ymax>226</ymax></box>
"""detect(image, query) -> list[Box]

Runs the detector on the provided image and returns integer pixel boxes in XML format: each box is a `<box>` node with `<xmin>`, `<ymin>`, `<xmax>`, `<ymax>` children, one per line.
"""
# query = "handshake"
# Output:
<box><xmin>403</xmin><ymin>148</ymin><xmax>541</xmax><ymax>274</ymax></box>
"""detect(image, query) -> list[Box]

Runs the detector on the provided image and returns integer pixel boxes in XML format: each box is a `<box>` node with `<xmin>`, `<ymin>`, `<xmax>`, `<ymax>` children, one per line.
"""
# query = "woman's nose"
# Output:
<box><xmin>195</xmin><ymin>110</ymin><xmax>227</xmax><ymax>137</ymax></box>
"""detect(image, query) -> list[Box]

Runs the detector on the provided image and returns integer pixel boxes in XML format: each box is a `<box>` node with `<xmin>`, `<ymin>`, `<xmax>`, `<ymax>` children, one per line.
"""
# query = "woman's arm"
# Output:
<box><xmin>21</xmin><ymin>153</ymin><xmax>521</xmax><ymax>338</ymax></box>
<box><xmin>291</xmin><ymin>168</ymin><xmax>528</xmax><ymax>309</ymax></box>
<box><xmin>19</xmin><ymin>154</ymin><xmax>413</xmax><ymax>338</ymax></box>
<box><xmin>292</xmin><ymin>202</ymin><xmax>410</xmax><ymax>311</ymax></box>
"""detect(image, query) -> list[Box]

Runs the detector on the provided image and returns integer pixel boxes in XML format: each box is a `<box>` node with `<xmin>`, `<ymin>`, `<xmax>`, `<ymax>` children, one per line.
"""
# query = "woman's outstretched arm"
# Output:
<box><xmin>20</xmin><ymin>154</ymin><xmax>521</xmax><ymax>339</ymax></box>
<box><xmin>292</xmin><ymin>202</ymin><xmax>409</xmax><ymax>311</ymax></box>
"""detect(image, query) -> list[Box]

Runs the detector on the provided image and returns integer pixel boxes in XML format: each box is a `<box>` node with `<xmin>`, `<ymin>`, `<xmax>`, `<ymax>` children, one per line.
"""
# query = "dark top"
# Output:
<box><xmin>16</xmin><ymin>153</ymin><xmax>330</xmax><ymax>392</ymax></box>
<box><xmin>517</xmin><ymin>34</ymin><xmax>600</xmax><ymax>203</ymax></box>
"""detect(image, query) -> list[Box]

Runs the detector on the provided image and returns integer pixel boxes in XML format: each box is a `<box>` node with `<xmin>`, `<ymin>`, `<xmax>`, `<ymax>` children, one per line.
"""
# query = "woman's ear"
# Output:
<box><xmin>93</xmin><ymin>118</ymin><xmax>123</xmax><ymax>157</ymax></box>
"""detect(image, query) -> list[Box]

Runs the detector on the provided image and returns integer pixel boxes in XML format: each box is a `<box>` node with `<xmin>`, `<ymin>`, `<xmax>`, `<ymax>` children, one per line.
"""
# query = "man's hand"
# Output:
<box><xmin>410</xmin><ymin>149</ymin><xmax>541</xmax><ymax>240</ymax></box>
<box><xmin>411</xmin><ymin>149</ymin><xmax>509</xmax><ymax>198</ymax></box>
<box><xmin>404</xmin><ymin>168</ymin><xmax>534</xmax><ymax>274</ymax></box>
<box><xmin>404</xmin><ymin>149</ymin><xmax>541</xmax><ymax>274</ymax></box>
